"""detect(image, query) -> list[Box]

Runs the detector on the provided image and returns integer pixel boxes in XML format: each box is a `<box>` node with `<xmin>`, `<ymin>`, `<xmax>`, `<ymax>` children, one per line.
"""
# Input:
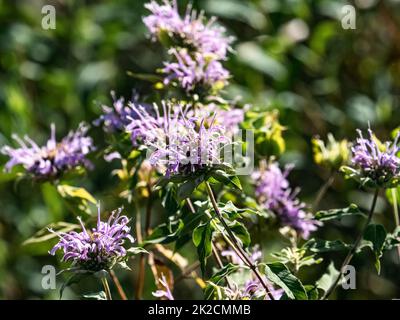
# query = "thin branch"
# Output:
<box><xmin>322</xmin><ymin>188</ymin><xmax>380</xmax><ymax>300</ymax></box>
<box><xmin>313</xmin><ymin>171</ymin><xmax>335</xmax><ymax>212</ymax></box>
<box><xmin>101</xmin><ymin>276</ymin><xmax>112</xmax><ymax>300</ymax></box>
<box><xmin>110</xmin><ymin>270</ymin><xmax>127</xmax><ymax>300</ymax></box>
<box><xmin>205</xmin><ymin>182</ymin><xmax>275</xmax><ymax>300</ymax></box>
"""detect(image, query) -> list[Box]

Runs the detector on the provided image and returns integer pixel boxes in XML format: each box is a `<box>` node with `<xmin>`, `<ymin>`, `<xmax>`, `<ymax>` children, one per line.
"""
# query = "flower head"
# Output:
<box><xmin>49</xmin><ymin>206</ymin><xmax>134</xmax><ymax>272</ymax></box>
<box><xmin>1</xmin><ymin>123</ymin><xmax>94</xmax><ymax>180</ymax></box>
<box><xmin>143</xmin><ymin>0</ymin><xmax>233</xmax><ymax>59</ymax></box>
<box><xmin>349</xmin><ymin>128</ymin><xmax>400</xmax><ymax>186</ymax></box>
<box><xmin>94</xmin><ymin>92</ymin><xmax>133</xmax><ymax>133</ymax></box>
<box><xmin>162</xmin><ymin>48</ymin><xmax>229</xmax><ymax>93</ymax></box>
<box><xmin>252</xmin><ymin>162</ymin><xmax>319</xmax><ymax>239</ymax></box>
<box><xmin>127</xmin><ymin>101</ymin><xmax>230</xmax><ymax>177</ymax></box>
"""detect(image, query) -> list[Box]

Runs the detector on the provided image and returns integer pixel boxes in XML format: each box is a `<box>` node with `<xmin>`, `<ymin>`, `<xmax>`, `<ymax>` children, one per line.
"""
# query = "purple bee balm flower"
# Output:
<box><xmin>1</xmin><ymin>123</ymin><xmax>94</xmax><ymax>180</ymax></box>
<box><xmin>143</xmin><ymin>0</ymin><xmax>233</xmax><ymax>60</ymax></box>
<box><xmin>127</xmin><ymin>101</ymin><xmax>230</xmax><ymax>177</ymax></box>
<box><xmin>152</xmin><ymin>274</ymin><xmax>174</xmax><ymax>300</ymax></box>
<box><xmin>252</xmin><ymin>163</ymin><xmax>320</xmax><ymax>239</ymax></box>
<box><xmin>49</xmin><ymin>207</ymin><xmax>135</xmax><ymax>272</ymax></box>
<box><xmin>163</xmin><ymin>48</ymin><xmax>229</xmax><ymax>92</ymax></box>
<box><xmin>351</xmin><ymin>128</ymin><xmax>400</xmax><ymax>184</ymax></box>
<box><xmin>94</xmin><ymin>91</ymin><xmax>149</xmax><ymax>133</ymax></box>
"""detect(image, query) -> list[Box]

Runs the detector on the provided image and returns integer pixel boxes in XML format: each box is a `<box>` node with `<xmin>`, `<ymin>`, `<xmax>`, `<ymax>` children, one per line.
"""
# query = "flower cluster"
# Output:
<box><xmin>163</xmin><ymin>48</ymin><xmax>229</xmax><ymax>92</ymax></box>
<box><xmin>143</xmin><ymin>0</ymin><xmax>233</xmax><ymax>59</ymax></box>
<box><xmin>349</xmin><ymin>128</ymin><xmax>400</xmax><ymax>186</ymax></box>
<box><xmin>127</xmin><ymin>101</ymin><xmax>230</xmax><ymax>177</ymax></box>
<box><xmin>1</xmin><ymin>123</ymin><xmax>94</xmax><ymax>180</ymax></box>
<box><xmin>49</xmin><ymin>207</ymin><xmax>134</xmax><ymax>272</ymax></box>
<box><xmin>143</xmin><ymin>0</ymin><xmax>233</xmax><ymax>93</ymax></box>
<box><xmin>252</xmin><ymin>163</ymin><xmax>319</xmax><ymax>239</ymax></box>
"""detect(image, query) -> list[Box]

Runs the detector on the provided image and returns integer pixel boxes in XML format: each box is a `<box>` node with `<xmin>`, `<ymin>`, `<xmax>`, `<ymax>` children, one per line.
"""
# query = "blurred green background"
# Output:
<box><xmin>1</xmin><ymin>0</ymin><xmax>400</xmax><ymax>299</ymax></box>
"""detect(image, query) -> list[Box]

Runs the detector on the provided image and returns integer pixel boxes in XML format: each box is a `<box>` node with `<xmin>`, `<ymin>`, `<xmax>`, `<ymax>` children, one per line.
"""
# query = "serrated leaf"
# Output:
<box><xmin>304</xmin><ymin>239</ymin><xmax>350</xmax><ymax>253</ymax></box>
<box><xmin>315</xmin><ymin>204</ymin><xmax>365</xmax><ymax>221</ymax></box>
<box><xmin>57</xmin><ymin>185</ymin><xmax>96</xmax><ymax>216</ymax></box>
<box><xmin>209</xmin><ymin>170</ymin><xmax>242</xmax><ymax>191</ymax></box>
<box><xmin>193</xmin><ymin>222</ymin><xmax>213</xmax><ymax>274</ymax></box>
<box><xmin>23</xmin><ymin>222</ymin><xmax>80</xmax><ymax>246</ymax></box>
<box><xmin>227</xmin><ymin>220</ymin><xmax>251</xmax><ymax>248</ymax></box>
<box><xmin>316</xmin><ymin>262</ymin><xmax>340</xmax><ymax>293</ymax></box>
<box><xmin>260</xmin><ymin>262</ymin><xmax>308</xmax><ymax>300</ymax></box>
<box><xmin>144</xmin><ymin>219</ymin><xmax>184</xmax><ymax>245</ymax></box>
<box><xmin>204</xmin><ymin>263</ymin><xmax>241</xmax><ymax>300</ymax></box>
<box><xmin>364</xmin><ymin>224</ymin><xmax>386</xmax><ymax>274</ymax></box>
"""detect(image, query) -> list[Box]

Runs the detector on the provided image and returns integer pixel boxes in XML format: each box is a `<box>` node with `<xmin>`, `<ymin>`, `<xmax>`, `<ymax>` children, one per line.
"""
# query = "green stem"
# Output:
<box><xmin>313</xmin><ymin>171</ymin><xmax>335</xmax><ymax>212</ymax></box>
<box><xmin>390</xmin><ymin>188</ymin><xmax>400</xmax><ymax>262</ymax></box>
<box><xmin>204</xmin><ymin>182</ymin><xmax>275</xmax><ymax>300</ymax></box>
<box><xmin>322</xmin><ymin>188</ymin><xmax>379</xmax><ymax>300</ymax></box>
<box><xmin>101</xmin><ymin>276</ymin><xmax>112</xmax><ymax>300</ymax></box>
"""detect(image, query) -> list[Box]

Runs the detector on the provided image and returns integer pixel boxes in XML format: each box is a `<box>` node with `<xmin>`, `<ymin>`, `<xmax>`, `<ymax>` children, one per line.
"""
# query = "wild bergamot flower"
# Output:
<box><xmin>49</xmin><ymin>207</ymin><xmax>135</xmax><ymax>272</ymax></box>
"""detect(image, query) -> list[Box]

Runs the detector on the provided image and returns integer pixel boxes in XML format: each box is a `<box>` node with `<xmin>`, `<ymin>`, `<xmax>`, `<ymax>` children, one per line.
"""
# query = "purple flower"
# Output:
<box><xmin>351</xmin><ymin>128</ymin><xmax>400</xmax><ymax>184</ymax></box>
<box><xmin>126</xmin><ymin>101</ymin><xmax>230</xmax><ymax>177</ymax></box>
<box><xmin>252</xmin><ymin>163</ymin><xmax>319</xmax><ymax>239</ymax></box>
<box><xmin>94</xmin><ymin>91</ymin><xmax>149</xmax><ymax>133</ymax></box>
<box><xmin>152</xmin><ymin>274</ymin><xmax>174</xmax><ymax>300</ymax></box>
<box><xmin>222</xmin><ymin>245</ymin><xmax>262</xmax><ymax>267</ymax></box>
<box><xmin>1</xmin><ymin>123</ymin><xmax>94</xmax><ymax>180</ymax></box>
<box><xmin>49</xmin><ymin>206</ymin><xmax>134</xmax><ymax>272</ymax></box>
<box><xmin>162</xmin><ymin>49</ymin><xmax>229</xmax><ymax>92</ymax></box>
<box><xmin>143</xmin><ymin>0</ymin><xmax>233</xmax><ymax>60</ymax></box>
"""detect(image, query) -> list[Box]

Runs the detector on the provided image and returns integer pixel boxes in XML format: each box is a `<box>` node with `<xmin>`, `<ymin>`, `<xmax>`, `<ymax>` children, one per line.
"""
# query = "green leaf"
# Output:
<box><xmin>83</xmin><ymin>291</ymin><xmax>107</xmax><ymax>300</ymax></box>
<box><xmin>304</xmin><ymin>285</ymin><xmax>319</xmax><ymax>300</ymax></box>
<box><xmin>228</xmin><ymin>220</ymin><xmax>251</xmax><ymax>248</ymax></box>
<box><xmin>316</xmin><ymin>262</ymin><xmax>340</xmax><ymax>293</ymax></box>
<box><xmin>161</xmin><ymin>183</ymin><xmax>180</xmax><ymax>214</ymax></box>
<box><xmin>384</xmin><ymin>226</ymin><xmax>400</xmax><ymax>250</ymax></box>
<box><xmin>364</xmin><ymin>224</ymin><xmax>387</xmax><ymax>274</ymax></box>
<box><xmin>144</xmin><ymin>219</ymin><xmax>184</xmax><ymax>245</ymax></box>
<box><xmin>23</xmin><ymin>222</ymin><xmax>80</xmax><ymax>246</ymax></box>
<box><xmin>204</xmin><ymin>263</ymin><xmax>241</xmax><ymax>300</ymax></box>
<box><xmin>177</xmin><ymin>179</ymin><xmax>199</xmax><ymax>200</ymax></box>
<box><xmin>304</xmin><ymin>239</ymin><xmax>350</xmax><ymax>253</ymax></box>
<box><xmin>315</xmin><ymin>204</ymin><xmax>365</xmax><ymax>221</ymax></box>
<box><xmin>126</xmin><ymin>247</ymin><xmax>148</xmax><ymax>256</ymax></box>
<box><xmin>209</xmin><ymin>170</ymin><xmax>242</xmax><ymax>191</ymax></box>
<box><xmin>193</xmin><ymin>222</ymin><xmax>214</xmax><ymax>274</ymax></box>
<box><xmin>260</xmin><ymin>262</ymin><xmax>308</xmax><ymax>300</ymax></box>
<box><xmin>57</xmin><ymin>185</ymin><xmax>97</xmax><ymax>216</ymax></box>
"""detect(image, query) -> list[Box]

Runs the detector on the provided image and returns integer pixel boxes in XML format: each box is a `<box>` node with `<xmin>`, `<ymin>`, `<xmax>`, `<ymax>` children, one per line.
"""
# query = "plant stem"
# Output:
<box><xmin>135</xmin><ymin>187</ymin><xmax>153</xmax><ymax>300</ymax></box>
<box><xmin>390</xmin><ymin>188</ymin><xmax>400</xmax><ymax>262</ymax></box>
<box><xmin>101</xmin><ymin>276</ymin><xmax>112</xmax><ymax>300</ymax></box>
<box><xmin>110</xmin><ymin>270</ymin><xmax>127</xmax><ymax>300</ymax></box>
<box><xmin>322</xmin><ymin>188</ymin><xmax>379</xmax><ymax>300</ymax></box>
<box><xmin>204</xmin><ymin>182</ymin><xmax>275</xmax><ymax>300</ymax></box>
<box><xmin>313</xmin><ymin>171</ymin><xmax>335</xmax><ymax>212</ymax></box>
